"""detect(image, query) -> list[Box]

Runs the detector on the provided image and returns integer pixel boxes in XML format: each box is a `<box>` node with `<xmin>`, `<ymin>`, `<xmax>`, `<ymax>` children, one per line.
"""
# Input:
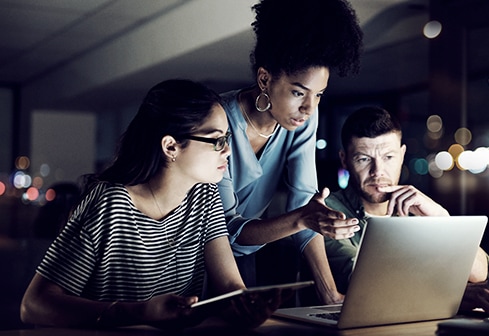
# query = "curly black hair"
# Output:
<box><xmin>250</xmin><ymin>0</ymin><xmax>363</xmax><ymax>78</ymax></box>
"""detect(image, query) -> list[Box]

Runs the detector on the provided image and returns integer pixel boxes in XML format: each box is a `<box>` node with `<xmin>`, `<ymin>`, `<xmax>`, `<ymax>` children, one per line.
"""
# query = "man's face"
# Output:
<box><xmin>341</xmin><ymin>132</ymin><xmax>406</xmax><ymax>205</ymax></box>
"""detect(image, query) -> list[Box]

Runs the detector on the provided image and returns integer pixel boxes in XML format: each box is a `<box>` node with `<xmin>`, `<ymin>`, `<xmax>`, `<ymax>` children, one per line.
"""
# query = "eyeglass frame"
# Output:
<box><xmin>184</xmin><ymin>131</ymin><xmax>231</xmax><ymax>151</ymax></box>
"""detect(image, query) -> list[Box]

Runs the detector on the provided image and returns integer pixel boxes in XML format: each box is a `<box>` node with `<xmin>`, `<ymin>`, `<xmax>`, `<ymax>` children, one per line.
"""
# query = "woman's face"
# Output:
<box><xmin>176</xmin><ymin>104</ymin><xmax>231</xmax><ymax>184</ymax></box>
<box><xmin>265</xmin><ymin>66</ymin><xmax>329</xmax><ymax>131</ymax></box>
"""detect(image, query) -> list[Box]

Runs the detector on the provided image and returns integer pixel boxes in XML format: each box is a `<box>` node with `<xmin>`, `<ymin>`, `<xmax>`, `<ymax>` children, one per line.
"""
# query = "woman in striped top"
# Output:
<box><xmin>20</xmin><ymin>79</ymin><xmax>282</xmax><ymax>330</ymax></box>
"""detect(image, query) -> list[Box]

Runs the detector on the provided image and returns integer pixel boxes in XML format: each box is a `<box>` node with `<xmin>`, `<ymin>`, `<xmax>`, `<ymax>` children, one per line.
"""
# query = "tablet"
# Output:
<box><xmin>190</xmin><ymin>280</ymin><xmax>314</xmax><ymax>308</ymax></box>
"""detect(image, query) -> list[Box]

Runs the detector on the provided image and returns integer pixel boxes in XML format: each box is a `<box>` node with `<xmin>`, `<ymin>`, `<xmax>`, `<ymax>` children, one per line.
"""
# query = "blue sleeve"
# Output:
<box><xmin>285</xmin><ymin>112</ymin><xmax>320</xmax><ymax>253</ymax></box>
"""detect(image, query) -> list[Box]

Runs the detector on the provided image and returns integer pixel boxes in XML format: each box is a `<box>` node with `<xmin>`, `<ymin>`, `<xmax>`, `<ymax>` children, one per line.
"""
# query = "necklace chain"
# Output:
<box><xmin>148</xmin><ymin>183</ymin><xmax>174</xmax><ymax>246</ymax></box>
<box><xmin>241</xmin><ymin>103</ymin><xmax>277</xmax><ymax>139</ymax></box>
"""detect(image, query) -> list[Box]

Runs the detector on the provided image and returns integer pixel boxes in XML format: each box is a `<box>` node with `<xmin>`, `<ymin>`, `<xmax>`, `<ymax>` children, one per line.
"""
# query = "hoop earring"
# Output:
<box><xmin>255</xmin><ymin>92</ymin><xmax>271</xmax><ymax>112</ymax></box>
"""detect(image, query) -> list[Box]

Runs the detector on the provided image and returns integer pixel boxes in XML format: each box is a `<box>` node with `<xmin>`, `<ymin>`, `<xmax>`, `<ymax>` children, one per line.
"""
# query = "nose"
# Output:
<box><xmin>300</xmin><ymin>95</ymin><xmax>316</xmax><ymax>115</ymax></box>
<box><xmin>369</xmin><ymin>159</ymin><xmax>384</xmax><ymax>177</ymax></box>
<box><xmin>221</xmin><ymin>142</ymin><xmax>231</xmax><ymax>157</ymax></box>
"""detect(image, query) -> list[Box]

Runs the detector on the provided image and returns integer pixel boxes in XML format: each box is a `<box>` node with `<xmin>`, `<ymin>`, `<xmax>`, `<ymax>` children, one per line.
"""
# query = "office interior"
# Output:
<box><xmin>0</xmin><ymin>0</ymin><xmax>488</xmax><ymax>330</ymax></box>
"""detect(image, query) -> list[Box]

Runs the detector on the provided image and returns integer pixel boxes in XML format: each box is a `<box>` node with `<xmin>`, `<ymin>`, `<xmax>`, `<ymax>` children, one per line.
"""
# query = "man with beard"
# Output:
<box><xmin>321</xmin><ymin>107</ymin><xmax>489</xmax><ymax>311</ymax></box>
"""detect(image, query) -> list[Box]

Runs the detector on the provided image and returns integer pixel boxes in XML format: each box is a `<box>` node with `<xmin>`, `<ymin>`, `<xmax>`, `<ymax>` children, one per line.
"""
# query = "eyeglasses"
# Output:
<box><xmin>184</xmin><ymin>132</ymin><xmax>231</xmax><ymax>151</ymax></box>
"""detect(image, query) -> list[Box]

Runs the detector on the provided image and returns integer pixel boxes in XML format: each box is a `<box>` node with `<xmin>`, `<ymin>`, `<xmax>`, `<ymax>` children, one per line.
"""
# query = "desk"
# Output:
<box><xmin>0</xmin><ymin>317</ymin><xmax>445</xmax><ymax>336</ymax></box>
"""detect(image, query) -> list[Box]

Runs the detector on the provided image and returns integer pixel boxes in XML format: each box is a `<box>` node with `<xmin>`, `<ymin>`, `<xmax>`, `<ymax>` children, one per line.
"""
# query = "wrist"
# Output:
<box><xmin>96</xmin><ymin>301</ymin><xmax>119</xmax><ymax>328</ymax></box>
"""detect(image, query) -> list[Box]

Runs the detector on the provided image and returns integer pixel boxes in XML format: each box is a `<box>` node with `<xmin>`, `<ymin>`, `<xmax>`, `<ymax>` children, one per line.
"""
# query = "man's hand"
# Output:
<box><xmin>299</xmin><ymin>188</ymin><xmax>360</xmax><ymax>239</ymax></box>
<box><xmin>377</xmin><ymin>185</ymin><xmax>450</xmax><ymax>217</ymax></box>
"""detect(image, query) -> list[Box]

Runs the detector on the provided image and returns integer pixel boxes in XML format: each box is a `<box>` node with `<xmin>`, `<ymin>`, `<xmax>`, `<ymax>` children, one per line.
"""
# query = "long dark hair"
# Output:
<box><xmin>250</xmin><ymin>0</ymin><xmax>363</xmax><ymax>78</ymax></box>
<box><xmin>92</xmin><ymin>79</ymin><xmax>221</xmax><ymax>187</ymax></box>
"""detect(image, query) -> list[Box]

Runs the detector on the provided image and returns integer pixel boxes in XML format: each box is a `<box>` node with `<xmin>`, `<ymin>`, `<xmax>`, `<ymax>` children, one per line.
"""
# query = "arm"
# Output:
<box><xmin>469</xmin><ymin>248</ymin><xmax>489</xmax><ymax>283</ymax></box>
<box><xmin>203</xmin><ymin>236</ymin><xmax>281</xmax><ymax>328</ymax></box>
<box><xmin>236</xmin><ymin>188</ymin><xmax>360</xmax><ymax>245</ymax></box>
<box><xmin>303</xmin><ymin>235</ymin><xmax>344</xmax><ymax>304</ymax></box>
<box><xmin>20</xmin><ymin>273</ymin><xmax>197</xmax><ymax>328</ymax></box>
<box><xmin>378</xmin><ymin>185</ymin><xmax>450</xmax><ymax>217</ymax></box>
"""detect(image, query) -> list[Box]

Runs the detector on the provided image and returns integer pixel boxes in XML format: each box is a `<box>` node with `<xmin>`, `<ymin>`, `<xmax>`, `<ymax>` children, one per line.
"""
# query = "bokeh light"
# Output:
<box><xmin>0</xmin><ymin>181</ymin><xmax>5</xmax><ymax>196</ymax></box>
<box><xmin>316</xmin><ymin>139</ymin><xmax>327</xmax><ymax>150</ymax></box>
<box><xmin>45</xmin><ymin>188</ymin><xmax>56</xmax><ymax>202</ymax></box>
<box><xmin>435</xmin><ymin>151</ymin><xmax>454</xmax><ymax>170</ymax></box>
<box><xmin>448</xmin><ymin>144</ymin><xmax>465</xmax><ymax>161</ymax></box>
<box><xmin>423</xmin><ymin>20</ymin><xmax>442</xmax><ymax>39</ymax></box>
<box><xmin>426</xmin><ymin>115</ymin><xmax>443</xmax><ymax>133</ymax></box>
<box><xmin>25</xmin><ymin>187</ymin><xmax>39</xmax><ymax>201</ymax></box>
<box><xmin>15</xmin><ymin>156</ymin><xmax>30</xmax><ymax>170</ymax></box>
<box><xmin>454</xmin><ymin>127</ymin><xmax>472</xmax><ymax>146</ymax></box>
<box><xmin>338</xmin><ymin>168</ymin><xmax>349</xmax><ymax>189</ymax></box>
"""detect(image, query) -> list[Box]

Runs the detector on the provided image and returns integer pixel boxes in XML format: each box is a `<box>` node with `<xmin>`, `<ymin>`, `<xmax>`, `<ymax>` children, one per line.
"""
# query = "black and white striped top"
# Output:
<box><xmin>37</xmin><ymin>181</ymin><xmax>229</xmax><ymax>302</ymax></box>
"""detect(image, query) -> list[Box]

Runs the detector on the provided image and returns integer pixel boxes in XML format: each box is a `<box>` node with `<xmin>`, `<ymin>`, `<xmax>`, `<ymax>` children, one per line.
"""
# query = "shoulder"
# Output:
<box><xmin>73</xmin><ymin>182</ymin><xmax>129</xmax><ymax>215</ymax></box>
<box><xmin>219</xmin><ymin>90</ymin><xmax>240</xmax><ymax>111</ymax></box>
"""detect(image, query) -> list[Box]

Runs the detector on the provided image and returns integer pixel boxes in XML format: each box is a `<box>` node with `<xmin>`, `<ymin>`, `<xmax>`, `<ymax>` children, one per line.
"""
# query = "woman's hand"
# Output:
<box><xmin>299</xmin><ymin>188</ymin><xmax>360</xmax><ymax>239</ymax></box>
<box><xmin>225</xmin><ymin>289</ymin><xmax>285</xmax><ymax>329</ymax></box>
<box><xmin>143</xmin><ymin>294</ymin><xmax>202</xmax><ymax>330</ymax></box>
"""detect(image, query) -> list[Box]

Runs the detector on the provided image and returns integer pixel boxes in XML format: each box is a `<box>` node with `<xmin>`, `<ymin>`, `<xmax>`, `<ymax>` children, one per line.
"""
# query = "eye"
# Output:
<box><xmin>355</xmin><ymin>156</ymin><xmax>370</xmax><ymax>164</ymax></box>
<box><xmin>292</xmin><ymin>90</ymin><xmax>304</xmax><ymax>97</ymax></box>
<box><xmin>316</xmin><ymin>92</ymin><xmax>324</xmax><ymax>98</ymax></box>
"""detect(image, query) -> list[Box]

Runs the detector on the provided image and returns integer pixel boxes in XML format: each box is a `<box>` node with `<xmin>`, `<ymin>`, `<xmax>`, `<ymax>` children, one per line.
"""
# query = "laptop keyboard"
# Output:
<box><xmin>308</xmin><ymin>312</ymin><xmax>341</xmax><ymax>321</ymax></box>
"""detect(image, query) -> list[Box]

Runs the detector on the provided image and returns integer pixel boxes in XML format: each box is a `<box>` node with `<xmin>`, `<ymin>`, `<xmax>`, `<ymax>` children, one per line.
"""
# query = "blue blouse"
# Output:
<box><xmin>218</xmin><ymin>89</ymin><xmax>319</xmax><ymax>256</ymax></box>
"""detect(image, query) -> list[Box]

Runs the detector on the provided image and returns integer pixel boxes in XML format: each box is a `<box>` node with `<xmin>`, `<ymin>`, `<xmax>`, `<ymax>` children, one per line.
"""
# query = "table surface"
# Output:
<box><xmin>0</xmin><ymin>316</ymin><xmax>453</xmax><ymax>336</ymax></box>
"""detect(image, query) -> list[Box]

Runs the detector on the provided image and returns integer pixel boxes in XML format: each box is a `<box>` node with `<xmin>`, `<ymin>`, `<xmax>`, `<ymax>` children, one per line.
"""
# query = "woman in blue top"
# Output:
<box><xmin>218</xmin><ymin>0</ymin><xmax>363</xmax><ymax>304</ymax></box>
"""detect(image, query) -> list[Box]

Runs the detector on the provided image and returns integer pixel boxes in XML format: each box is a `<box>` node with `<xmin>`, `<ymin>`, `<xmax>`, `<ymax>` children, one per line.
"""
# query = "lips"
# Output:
<box><xmin>291</xmin><ymin>118</ymin><xmax>306</xmax><ymax>127</ymax></box>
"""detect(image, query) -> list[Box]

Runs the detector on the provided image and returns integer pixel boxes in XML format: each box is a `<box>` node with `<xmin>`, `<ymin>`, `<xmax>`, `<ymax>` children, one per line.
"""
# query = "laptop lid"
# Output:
<box><xmin>274</xmin><ymin>215</ymin><xmax>487</xmax><ymax>329</ymax></box>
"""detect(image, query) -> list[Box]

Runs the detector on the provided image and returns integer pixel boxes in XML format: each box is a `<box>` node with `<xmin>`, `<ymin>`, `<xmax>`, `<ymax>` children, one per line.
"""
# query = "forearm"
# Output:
<box><xmin>235</xmin><ymin>210</ymin><xmax>303</xmax><ymax>246</ymax></box>
<box><xmin>21</xmin><ymin>274</ymin><xmax>146</xmax><ymax>328</ymax></box>
<box><xmin>21</xmin><ymin>290</ymin><xmax>143</xmax><ymax>328</ymax></box>
<box><xmin>468</xmin><ymin>248</ymin><xmax>489</xmax><ymax>283</ymax></box>
<box><xmin>303</xmin><ymin>235</ymin><xmax>343</xmax><ymax>304</ymax></box>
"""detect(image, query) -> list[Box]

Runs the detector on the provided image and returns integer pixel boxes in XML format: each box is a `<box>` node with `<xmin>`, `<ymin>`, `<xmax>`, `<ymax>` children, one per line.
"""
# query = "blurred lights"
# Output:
<box><xmin>426</xmin><ymin>115</ymin><xmax>443</xmax><ymax>133</ymax></box>
<box><xmin>13</xmin><ymin>171</ymin><xmax>32</xmax><ymax>189</ymax></box>
<box><xmin>434</xmin><ymin>151</ymin><xmax>454</xmax><ymax>171</ymax></box>
<box><xmin>25</xmin><ymin>187</ymin><xmax>39</xmax><ymax>201</ymax></box>
<box><xmin>15</xmin><ymin>156</ymin><xmax>30</xmax><ymax>170</ymax></box>
<box><xmin>338</xmin><ymin>168</ymin><xmax>349</xmax><ymax>189</ymax></box>
<box><xmin>454</xmin><ymin>127</ymin><xmax>472</xmax><ymax>146</ymax></box>
<box><xmin>423</xmin><ymin>20</ymin><xmax>442</xmax><ymax>39</ymax></box>
<box><xmin>40</xmin><ymin>163</ymin><xmax>50</xmax><ymax>177</ymax></box>
<box><xmin>45</xmin><ymin>188</ymin><xmax>56</xmax><ymax>202</ymax></box>
<box><xmin>316</xmin><ymin>139</ymin><xmax>327</xmax><ymax>150</ymax></box>
<box><xmin>0</xmin><ymin>181</ymin><xmax>5</xmax><ymax>196</ymax></box>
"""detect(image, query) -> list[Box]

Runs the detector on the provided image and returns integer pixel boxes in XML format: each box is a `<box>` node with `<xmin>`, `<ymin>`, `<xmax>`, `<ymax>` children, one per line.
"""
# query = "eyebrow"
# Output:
<box><xmin>291</xmin><ymin>82</ymin><xmax>327</xmax><ymax>92</ymax></box>
<box><xmin>192</xmin><ymin>127</ymin><xmax>226</xmax><ymax>135</ymax></box>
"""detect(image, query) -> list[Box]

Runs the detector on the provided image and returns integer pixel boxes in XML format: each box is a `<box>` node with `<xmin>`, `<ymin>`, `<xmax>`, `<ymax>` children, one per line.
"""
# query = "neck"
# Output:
<box><xmin>146</xmin><ymin>174</ymin><xmax>190</xmax><ymax>216</ymax></box>
<box><xmin>239</xmin><ymin>87</ymin><xmax>278</xmax><ymax>134</ymax></box>
<box><xmin>362</xmin><ymin>201</ymin><xmax>389</xmax><ymax>217</ymax></box>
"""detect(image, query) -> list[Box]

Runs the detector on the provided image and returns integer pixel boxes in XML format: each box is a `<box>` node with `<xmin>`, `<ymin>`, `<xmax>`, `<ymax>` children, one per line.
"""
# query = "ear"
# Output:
<box><xmin>161</xmin><ymin>135</ymin><xmax>179</xmax><ymax>161</ymax></box>
<box><xmin>401</xmin><ymin>143</ymin><xmax>407</xmax><ymax>158</ymax></box>
<box><xmin>339</xmin><ymin>149</ymin><xmax>348</xmax><ymax>169</ymax></box>
<box><xmin>256</xmin><ymin>67</ymin><xmax>271</xmax><ymax>91</ymax></box>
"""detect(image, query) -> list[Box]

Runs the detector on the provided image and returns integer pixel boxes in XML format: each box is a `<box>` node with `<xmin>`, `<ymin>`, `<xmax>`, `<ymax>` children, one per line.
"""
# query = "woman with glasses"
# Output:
<box><xmin>21</xmin><ymin>79</ymin><xmax>282</xmax><ymax>330</ymax></box>
<box><xmin>219</xmin><ymin>0</ymin><xmax>363</xmax><ymax>304</ymax></box>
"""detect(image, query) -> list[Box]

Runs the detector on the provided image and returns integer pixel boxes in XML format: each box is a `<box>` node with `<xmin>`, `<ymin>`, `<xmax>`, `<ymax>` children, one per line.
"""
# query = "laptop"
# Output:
<box><xmin>274</xmin><ymin>215</ymin><xmax>488</xmax><ymax>329</ymax></box>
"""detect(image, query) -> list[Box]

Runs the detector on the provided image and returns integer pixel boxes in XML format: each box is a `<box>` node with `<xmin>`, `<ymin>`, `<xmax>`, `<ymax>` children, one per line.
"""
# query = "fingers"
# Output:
<box><xmin>322</xmin><ymin>218</ymin><xmax>360</xmax><ymax>239</ymax></box>
<box><xmin>312</xmin><ymin>187</ymin><xmax>330</xmax><ymax>206</ymax></box>
<box><xmin>177</xmin><ymin>296</ymin><xmax>198</xmax><ymax>309</ymax></box>
<box><xmin>378</xmin><ymin>185</ymin><xmax>417</xmax><ymax>216</ymax></box>
<box><xmin>320</xmin><ymin>187</ymin><xmax>331</xmax><ymax>200</ymax></box>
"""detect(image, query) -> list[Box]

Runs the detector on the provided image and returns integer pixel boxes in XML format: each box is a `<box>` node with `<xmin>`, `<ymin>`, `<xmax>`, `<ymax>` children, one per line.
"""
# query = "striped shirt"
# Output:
<box><xmin>37</xmin><ymin>182</ymin><xmax>229</xmax><ymax>302</ymax></box>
